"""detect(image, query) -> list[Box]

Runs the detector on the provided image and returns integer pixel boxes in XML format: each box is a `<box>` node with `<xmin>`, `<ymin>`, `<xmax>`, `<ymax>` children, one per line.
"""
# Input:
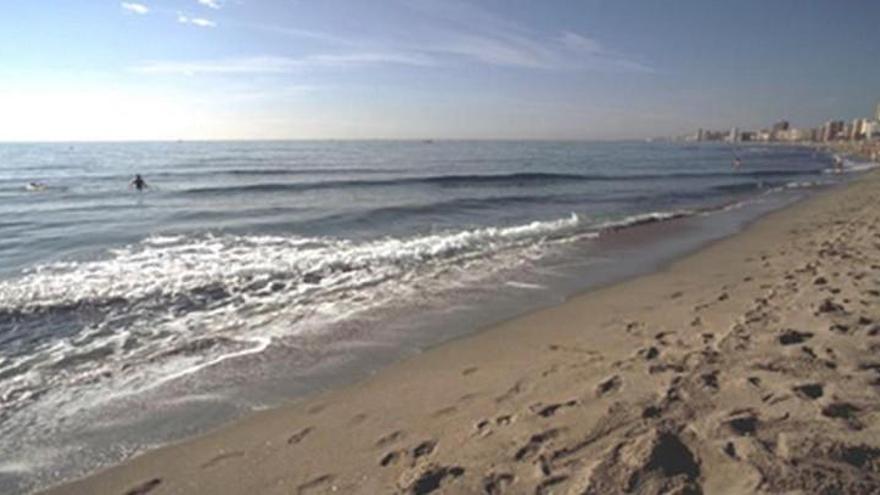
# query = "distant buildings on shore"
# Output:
<box><xmin>686</xmin><ymin>101</ymin><xmax>880</xmax><ymax>144</ymax></box>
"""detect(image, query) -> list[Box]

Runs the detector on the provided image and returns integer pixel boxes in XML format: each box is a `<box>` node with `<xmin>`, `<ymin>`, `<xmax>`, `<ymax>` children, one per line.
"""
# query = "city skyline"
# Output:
<box><xmin>2</xmin><ymin>1</ymin><xmax>879</xmax><ymax>141</ymax></box>
<box><xmin>688</xmin><ymin>99</ymin><xmax>880</xmax><ymax>144</ymax></box>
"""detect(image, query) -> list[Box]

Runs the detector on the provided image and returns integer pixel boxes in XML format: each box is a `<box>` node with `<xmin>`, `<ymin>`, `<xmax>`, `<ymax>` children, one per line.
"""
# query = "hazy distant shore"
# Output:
<box><xmin>42</xmin><ymin>168</ymin><xmax>880</xmax><ymax>493</ymax></box>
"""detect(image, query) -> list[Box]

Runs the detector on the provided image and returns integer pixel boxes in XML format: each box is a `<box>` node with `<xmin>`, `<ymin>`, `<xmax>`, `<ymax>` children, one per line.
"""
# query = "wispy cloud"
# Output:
<box><xmin>559</xmin><ymin>32</ymin><xmax>602</xmax><ymax>55</ymax></box>
<box><xmin>235</xmin><ymin>22</ymin><xmax>361</xmax><ymax>48</ymax></box>
<box><xmin>191</xmin><ymin>18</ymin><xmax>217</xmax><ymax>28</ymax></box>
<box><xmin>121</xmin><ymin>2</ymin><xmax>149</xmax><ymax>15</ymax></box>
<box><xmin>132</xmin><ymin>53</ymin><xmax>435</xmax><ymax>75</ymax></box>
<box><xmin>395</xmin><ymin>0</ymin><xmax>653</xmax><ymax>72</ymax></box>
<box><xmin>209</xmin><ymin>1</ymin><xmax>651</xmax><ymax>74</ymax></box>
<box><xmin>134</xmin><ymin>1</ymin><xmax>650</xmax><ymax>77</ymax></box>
<box><xmin>197</xmin><ymin>0</ymin><xmax>221</xmax><ymax>9</ymax></box>
<box><xmin>178</xmin><ymin>13</ymin><xmax>217</xmax><ymax>28</ymax></box>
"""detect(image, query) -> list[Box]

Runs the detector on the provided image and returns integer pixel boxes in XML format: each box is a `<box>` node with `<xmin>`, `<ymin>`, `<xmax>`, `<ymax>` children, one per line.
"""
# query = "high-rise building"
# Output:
<box><xmin>875</xmin><ymin>102</ymin><xmax>880</xmax><ymax>121</ymax></box>
<box><xmin>770</xmin><ymin>120</ymin><xmax>790</xmax><ymax>140</ymax></box>
<box><xmin>865</xmin><ymin>120</ymin><xmax>880</xmax><ymax>140</ymax></box>
<box><xmin>819</xmin><ymin>120</ymin><xmax>845</xmax><ymax>142</ymax></box>
<box><xmin>728</xmin><ymin>127</ymin><xmax>739</xmax><ymax>142</ymax></box>
<box><xmin>772</xmin><ymin>120</ymin><xmax>790</xmax><ymax>132</ymax></box>
<box><xmin>851</xmin><ymin>118</ymin><xmax>873</xmax><ymax>140</ymax></box>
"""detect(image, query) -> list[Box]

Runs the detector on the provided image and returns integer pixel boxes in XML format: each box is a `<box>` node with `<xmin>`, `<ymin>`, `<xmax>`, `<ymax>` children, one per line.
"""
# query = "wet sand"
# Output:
<box><xmin>46</xmin><ymin>170</ymin><xmax>880</xmax><ymax>494</ymax></box>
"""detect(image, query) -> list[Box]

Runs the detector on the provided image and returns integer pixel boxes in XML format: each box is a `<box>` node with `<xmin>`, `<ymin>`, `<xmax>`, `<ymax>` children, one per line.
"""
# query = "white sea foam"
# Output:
<box><xmin>505</xmin><ymin>281</ymin><xmax>547</xmax><ymax>290</ymax></box>
<box><xmin>0</xmin><ymin>214</ymin><xmax>580</xmax><ymax>312</ymax></box>
<box><xmin>823</xmin><ymin>158</ymin><xmax>880</xmax><ymax>174</ymax></box>
<box><xmin>0</xmin><ymin>213</ymin><xmax>585</xmax><ymax>456</ymax></box>
<box><xmin>843</xmin><ymin>160</ymin><xmax>880</xmax><ymax>172</ymax></box>
<box><xmin>596</xmin><ymin>210</ymin><xmax>694</xmax><ymax>231</ymax></box>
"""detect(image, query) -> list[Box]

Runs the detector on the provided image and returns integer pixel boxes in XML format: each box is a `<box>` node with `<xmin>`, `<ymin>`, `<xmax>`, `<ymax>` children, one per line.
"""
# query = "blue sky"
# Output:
<box><xmin>1</xmin><ymin>0</ymin><xmax>878</xmax><ymax>141</ymax></box>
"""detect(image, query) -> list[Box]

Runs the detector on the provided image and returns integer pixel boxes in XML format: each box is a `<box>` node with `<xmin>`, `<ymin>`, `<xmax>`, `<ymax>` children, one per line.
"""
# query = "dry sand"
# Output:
<box><xmin>46</xmin><ymin>170</ymin><xmax>880</xmax><ymax>494</ymax></box>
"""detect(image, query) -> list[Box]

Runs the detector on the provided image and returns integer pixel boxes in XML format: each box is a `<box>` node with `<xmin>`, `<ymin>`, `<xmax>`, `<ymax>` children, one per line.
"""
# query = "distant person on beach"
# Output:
<box><xmin>833</xmin><ymin>156</ymin><xmax>844</xmax><ymax>174</ymax></box>
<box><xmin>130</xmin><ymin>174</ymin><xmax>148</xmax><ymax>191</ymax></box>
<box><xmin>733</xmin><ymin>157</ymin><xmax>742</xmax><ymax>170</ymax></box>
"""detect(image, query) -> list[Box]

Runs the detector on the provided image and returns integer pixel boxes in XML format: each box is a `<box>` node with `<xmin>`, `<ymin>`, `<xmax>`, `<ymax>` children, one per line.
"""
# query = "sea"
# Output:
<box><xmin>0</xmin><ymin>140</ymin><xmax>864</xmax><ymax>493</ymax></box>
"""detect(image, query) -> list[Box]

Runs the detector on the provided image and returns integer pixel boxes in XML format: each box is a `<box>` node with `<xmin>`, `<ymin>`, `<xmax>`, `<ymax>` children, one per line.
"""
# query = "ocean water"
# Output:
<box><xmin>0</xmin><ymin>140</ymin><xmax>851</xmax><ymax>492</ymax></box>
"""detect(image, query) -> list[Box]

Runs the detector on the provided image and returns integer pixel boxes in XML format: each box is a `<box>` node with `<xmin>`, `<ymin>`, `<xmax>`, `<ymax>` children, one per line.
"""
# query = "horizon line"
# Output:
<box><xmin>0</xmin><ymin>137</ymin><xmax>663</xmax><ymax>144</ymax></box>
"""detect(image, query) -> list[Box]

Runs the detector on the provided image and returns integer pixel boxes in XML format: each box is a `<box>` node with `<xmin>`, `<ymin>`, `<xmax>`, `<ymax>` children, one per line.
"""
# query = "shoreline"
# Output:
<box><xmin>44</xmin><ymin>169</ymin><xmax>880</xmax><ymax>494</ymax></box>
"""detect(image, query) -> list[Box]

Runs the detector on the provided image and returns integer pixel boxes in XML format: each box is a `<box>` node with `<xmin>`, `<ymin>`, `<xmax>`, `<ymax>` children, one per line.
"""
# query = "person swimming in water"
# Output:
<box><xmin>25</xmin><ymin>181</ymin><xmax>48</xmax><ymax>192</ymax></box>
<box><xmin>130</xmin><ymin>174</ymin><xmax>148</xmax><ymax>191</ymax></box>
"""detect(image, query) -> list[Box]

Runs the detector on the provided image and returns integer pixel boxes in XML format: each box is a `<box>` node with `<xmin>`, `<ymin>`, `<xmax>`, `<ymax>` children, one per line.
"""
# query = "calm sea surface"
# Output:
<box><xmin>0</xmin><ymin>141</ymin><xmax>849</xmax><ymax>492</ymax></box>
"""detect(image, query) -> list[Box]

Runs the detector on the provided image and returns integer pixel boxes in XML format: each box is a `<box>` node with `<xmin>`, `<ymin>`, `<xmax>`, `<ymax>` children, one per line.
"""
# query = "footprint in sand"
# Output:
<box><xmin>288</xmin><ymin>426</ymin><xmax>314</xmax><ymax>445</ymax></box>
<box><xmin>822</xmin><ymin>402</ymin><xmax>863</xmax><ymax>430</ymax></box>
<box><xmin>816</xmin><ymin>298</ymin><xmax>846</xmax><ymax>315</ymax></box>
<box><xmin>201</xmin><ymin>450</ymin><xmax>245</xmax><ymax>469</ymax></box>
<box><xmin>793</xmin><ymin>383</ymin><xmax>824</xmax><ymax>400</ymax></box>
<box><xmin>381</xmin><ymin>438</ymin><xmax>439</xmax><ymax>468</ymax></box>
<box><xmin>701</xmin><ymin>370</ymin><xmax>720</xmax><ymax>391</ymax></box>
<box><xmin>412</xmin><ymin>440</ymin><xmax>437</xmax><ymax>459</ymax></box>
<box><xmin>648</xmin><ymin>362</ymin><xmax>686</xmax><ymax>375</ymax></box>
<box><xmin>778</xmin><ymin>329</ymin><xmax>814</xmax><ymax>345</ymax></box>
<box><xmin>830</xmin><ymin>323</ymin><xmax>850</xmax><ymax>334</ymax></box>
<box><xmin>405</xmin><ymin>464</ymin><xmax>465</xmax><ymax>495</ymax></box>
<box><xmin>725</xmin><ymin>410</ymin><xmax>759</xmax><ymax>436</ymax></box>
<box><xmin>125</xmin><ymin>478</ymin><xmax>162</xmax><ymax>495</ymax></box>
<box><xmin>380</xmin><ymin>450</ymin><xmax>401</xmax><ymax>467</ymax></box>
<box><xmin>296</xmin><ymin>474</ymin><xmax>335</xmax><ymax>494</ymax></box>
<box><xmin>531</xmin><ymin>399</ymin><xmax>578</xmax><ymax>418</ymax></box>
<box><xmin>638</xmin><ymin>346</ymin><xmax>660</xmax><ymax>360</ymax></box>
<box><xmin>580</xmin><ymin>428</ymin><xmax>701</xmax><ymax>495</ymax></box>
<box><xmin>376</xmin><ymin>430</ymin><xmax>406</xmax><ymax>448</ymax></box>
<box><xmin>514</xmin><ymin>428</ymin><xmax>560</xmax><ymax>461</ymax></box>
<box><xmin>535</xmin><ymin>475</ymin><xmax>569</xmax><ymax>495</ymax></box>
<box><xmin>654</xmin><ymin>331</ymin><xmax>675</xmax><ymax>346</ymax></box>
<box><xmin>596</xmin><ymin>375</ymin><xmax>622</xmax><ymax>397</ymax></box>
<box><xmin>482</xmin><ymin>472</ymin><xmax>515</xmax><ymax>494</ymax></box>
<box><xmin>475</xmin><ymin>414</ymin><xmax>515</xmax><ymax>437</ymax></box>
<box><xmin>858</xmin><ymin>362</ymin><xmax>880</xmax><ymax>383</ymax></box>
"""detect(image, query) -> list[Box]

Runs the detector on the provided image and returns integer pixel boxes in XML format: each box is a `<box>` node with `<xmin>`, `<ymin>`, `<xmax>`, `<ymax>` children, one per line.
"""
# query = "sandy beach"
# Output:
<box><xmin>44</xmin><ymin>169</ymin><xmax>880</xmax><ymax>494</ymax></box>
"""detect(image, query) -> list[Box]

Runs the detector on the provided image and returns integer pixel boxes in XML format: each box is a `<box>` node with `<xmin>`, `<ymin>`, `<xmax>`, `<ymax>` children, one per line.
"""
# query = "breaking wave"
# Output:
<box><xmin>181</xmin><ymin>169</ymin><xmax>826</xmax><ymax>196</ymax></box>
<box><xmin>0</xmin><ymin>213</ymin><xmax>588</xmax><ymax>436</ymax></box>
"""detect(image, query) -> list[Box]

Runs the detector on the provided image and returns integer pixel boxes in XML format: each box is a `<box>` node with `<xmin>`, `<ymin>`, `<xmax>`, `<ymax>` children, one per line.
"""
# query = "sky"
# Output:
<box><xmin>1</xmin><ymin>0</ymin><xmax>878</xmax><ymax>141</ymax></box>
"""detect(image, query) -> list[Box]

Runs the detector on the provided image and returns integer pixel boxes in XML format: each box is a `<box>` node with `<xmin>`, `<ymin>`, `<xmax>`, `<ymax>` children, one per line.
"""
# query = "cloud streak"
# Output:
<box><xmin>132</xmin><ymin>53</ymin><xmax>436</xmax><ymax>75</ymax></box>
<box><xmin>178</xmin><ymin>14</ymin><xmax>217</xmax><ymax>28</ymax></box>
<box><xmin>197</xmin><ymin>0</ymin><xmax>222</xmax><ymax>9</ymax></box>
<box><xmin>236</xmin><ymin>1</ymin><xmax>652</xmax><ymax>73</ymax></box>
<box><xmin>133</xmin><ymin>1</ymin><xmax>651</xmax><ymax>77</ymax></box>
<box><xmin>121</xmin><ymin>2</ymin><xmax>149</xmax><ymax>15</ymax></box>
<box><xmin>385</xmin><ymin>0</ymin><xmax>653</xmax><ymax>72</ymax></box>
